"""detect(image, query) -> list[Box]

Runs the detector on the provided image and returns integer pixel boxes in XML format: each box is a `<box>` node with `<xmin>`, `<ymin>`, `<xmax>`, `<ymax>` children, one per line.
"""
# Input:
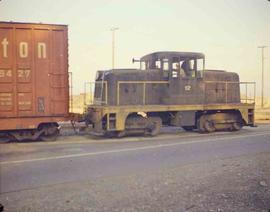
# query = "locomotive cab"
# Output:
<box><xmin>138</xmin><ymin>52</ymin><xmax>207</xmax><ymax>105</ymax></box>
<box><xmin>139</xmin><ymin>51</ymin><xmax>205</xmax><ymax>79</ymax></box>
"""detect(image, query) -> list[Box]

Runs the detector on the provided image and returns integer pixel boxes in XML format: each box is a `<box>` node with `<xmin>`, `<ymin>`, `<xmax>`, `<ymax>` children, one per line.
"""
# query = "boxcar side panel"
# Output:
<box><xmin>16</xmin><ymin>28</ymin><xmax>34</xmax><ymax>117</ymax></box>
<box><xmin>50</xmin><ymin>29</ymin><xmax>69</xmax><ymax>115</ymax></box>
<box><xmin>0</xmin><ymin>27</ymin><xmax>14</xmax><ymax>117</ymax></box>
<box><xmin>34</xmin><ymin>29</ymin><xmax>51</xmax><ymax>116</ymax></box>
<box><xmin>0</xmin><ymin>22</ymin><xmax>69</xmax><ymax>131</ymax></box>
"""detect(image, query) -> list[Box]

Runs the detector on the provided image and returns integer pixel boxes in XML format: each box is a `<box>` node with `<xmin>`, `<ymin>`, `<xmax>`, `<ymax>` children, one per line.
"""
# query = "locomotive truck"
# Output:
<box><xmin>85</xmin><ymin>51</ymin><xmax>255</xmax><ymax>137</ymax></box>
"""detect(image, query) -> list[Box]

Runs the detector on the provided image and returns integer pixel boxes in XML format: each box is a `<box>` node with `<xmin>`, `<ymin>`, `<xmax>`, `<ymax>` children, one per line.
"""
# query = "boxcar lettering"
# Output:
<box><xmin>0</xmin><ymin>101</ymin><xmax>12</xmax><ymax>106</ymax></box>
<box><xmin>37</xmin><ymin>42</ymin><xmax>47</xmax><ymax>59</ymax></box>
<box><xmin>6</xmin><ymin>70</ymin><xmax>11</xmax><ymax>77</ymax></box>
<box><xmin>0</xmin><ymin>97</ymin><xmax>11</xmax><ymax>101</ymax></box>
<box><xmin>0</xmin><ymin>93</ymin><xmax>11</xmax><ymax>97</ymax></box>
<box><xmin>17</xmin><ymin>69</ymin><xmax>30</xmax><ymax>78</ymax></box>
<box><xmin>0</xmin><ymin>93</ymin><xmax>12</xmax><ymax>106</ymax></box>
<box><xmin>0</xmin><ymin>70</ymin><xmax>12</xmax><ymax>78</ymax></box>
<box><xmin>0</xmin><ymin>94</ymin><xmax>11</xmax><ymax>99</ymax></box>
<box><xmin>1</xmin><ymin>38</ymin><xmax>8</xmax><ymax>58</ymax></box>
<box><xmin>18</xmin><ymin>101</ymin><xmax>31</xmax><ymax>105</ymax></box>
<box><xmin>1</xmin><ymin>38</ymin><xmax>48</xmax><ymax>59</ymax></box>
<box><xmin>0</xmin><ymin>70</ymin><xmax>3</xmax><ymax>78</ymax></box>
<box><xmin>19</xmin><ymin>42</ymin><xmax>28</xmax><ymax>58</ymax></box>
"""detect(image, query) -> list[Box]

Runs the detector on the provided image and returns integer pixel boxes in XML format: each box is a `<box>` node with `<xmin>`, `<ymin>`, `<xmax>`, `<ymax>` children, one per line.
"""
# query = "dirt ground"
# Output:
<box><xmin>255</xmin><ymin>108</ymin><xmax>270</xmax><ymax>123</ymax></box>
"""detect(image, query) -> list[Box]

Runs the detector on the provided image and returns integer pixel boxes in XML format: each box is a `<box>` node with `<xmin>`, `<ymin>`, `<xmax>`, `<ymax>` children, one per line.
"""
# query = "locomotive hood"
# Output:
<box><xmin>203</xmin><ymin>69</ymin><xmax>240</xmax><ymax>82</ymax></box>
<box><xmin>96</xmin><ymin>68</ymin><xmax>163</xmax><ymax>81</ymax></box>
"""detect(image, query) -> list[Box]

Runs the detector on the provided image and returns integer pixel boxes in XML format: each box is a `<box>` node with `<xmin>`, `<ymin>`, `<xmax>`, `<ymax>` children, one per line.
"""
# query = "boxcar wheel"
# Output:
<box><xmin>40</xmin><ymin>128</ymin><xmax>59</xmax><ymax>141</ymax></box>
<box><xmin>0</xmin><ymin>133</ymin><xmax>14</xmax><ymax>142</ymax></box>
<box><xmin>40</xmin><ymin>125</ymin><xmax>59</xmax><ymax>141</ymax></box>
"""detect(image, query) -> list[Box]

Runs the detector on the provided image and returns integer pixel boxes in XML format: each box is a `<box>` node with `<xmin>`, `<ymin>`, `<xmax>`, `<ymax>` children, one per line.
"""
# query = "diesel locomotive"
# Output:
<box><xmin>85</xmin><ymin>51</ymin><xmax>255</xmax><ymax>137</ymax></box>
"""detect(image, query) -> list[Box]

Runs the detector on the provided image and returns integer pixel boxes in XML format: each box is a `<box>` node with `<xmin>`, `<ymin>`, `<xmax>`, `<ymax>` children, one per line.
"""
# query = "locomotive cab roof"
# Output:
<box><xmin>139</xmin><ymin>51</ymin><xmax>205</xmax><ymax>74</ymax></box>
<box><xmin>140</xmin><ymin>51</ymin><xmax>205</xmax><ymax>61</ymax></box>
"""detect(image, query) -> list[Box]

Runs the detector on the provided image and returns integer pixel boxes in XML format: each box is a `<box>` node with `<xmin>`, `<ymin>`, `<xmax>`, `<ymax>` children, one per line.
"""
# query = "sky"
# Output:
<box><xmin>1</xmin><ymin>0</ymin><xmax>270</xmax><ymax>97</ymax></box>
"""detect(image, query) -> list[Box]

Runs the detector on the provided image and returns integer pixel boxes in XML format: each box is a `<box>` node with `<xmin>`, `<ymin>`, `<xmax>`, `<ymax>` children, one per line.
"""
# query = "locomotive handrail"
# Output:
<box><xmin>86</xmin><ymin>80</ymin><xmax>255</xmax><ymax>106</ymax></box>
<box><xmin>116</xmin><ymin>80</ymin><xmax>255</xmax><ymax>106</ymax></box>
<box><xmin>84</xmin><ymin>81</ymin><xmax>108</xmax><ymax>106</ymax></box>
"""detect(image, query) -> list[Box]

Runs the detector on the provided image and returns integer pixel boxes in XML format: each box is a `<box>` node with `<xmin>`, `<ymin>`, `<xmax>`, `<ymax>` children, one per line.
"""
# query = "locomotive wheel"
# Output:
<box><xmin>116</xmin><ymin>130</ymin><xmax>126</xmax><ymax>138</ymax></box>
<box><xmin>104</xmin><ymin>131</ymin><xmax>116</xmax><ymax>138</ymax></box>
<box><xmin>146</xmin><ymin>117</ymin><xmax>162</xmax><ymax>136</ymax></box>
<box><xmin>231</xmin><ymin>122</ymin><xmax>243</xmax><ymax>131</ymax></box>
<box><xmin>197</xmin><ymin>117</ymin><xmax>206</xmax><ymax>133</ymax></box>
<box><xmin>105</xmin><ymin>130</ymin><xmax>126</xmax><ymax>138</ymax></box>
<box><xmin>198</xmin><ymin>113</ymin><xmax>243</xmax><ymax>133</ymax></box>
<box><xmin>197</xmin><ymin>115</ymin><xmax>215</xmax><ymax>133</ymax></box>
<box><xmin>124</xmin><ymin>116</ymin><xmax>162</xmax><ymax>137</ymax></box>
<box><xmin>204</xmin><ymin>120</ymin><xmax>216</xmax><ymax>133</ymax></box>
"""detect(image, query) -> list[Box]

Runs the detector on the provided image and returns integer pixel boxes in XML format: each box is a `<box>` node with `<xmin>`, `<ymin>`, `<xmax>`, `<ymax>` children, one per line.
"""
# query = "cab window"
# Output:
<box><xmin>197</xmin><ymin>59</ymin><xmax>204</xmax><ymax>71</ymax></box>
<box><xmin>180</xmin><ymin>59</ymin><xmax>196</xmax><ymax>78</ymax></box>
<box><xmin>155</xmin><ymin>60</ymin><xmax>161</xmax><ymax>69</ymax></box>
<box><xmin>172</xmin><ymin>62</ymin><xmax>180</xmax><ymax>70</ymax></box>
<box><xmin>163</xmin><ymin>59</ymin><xmax>169</xmax><ymax>71</ymax></box>
<box><xmin>162</xmin><ymin>58</ymin><xmax>169</xmax><ymax>78</ymax></box>
<box><xmin>190</xmin><ymin>60</ymin><xmax>196</xmax><ymax>78</ymax></box>
<box><xmin>141</xmin><ymin>61</ymin><xmax>146</xmax><ymax>70</ymax></box>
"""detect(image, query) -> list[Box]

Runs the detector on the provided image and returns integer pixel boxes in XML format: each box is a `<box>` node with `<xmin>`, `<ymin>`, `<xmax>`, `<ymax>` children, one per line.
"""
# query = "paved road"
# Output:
<box><xmin>0</xmin><ymin>125</ymin><xmax>270</xmax><ymax>211</ymax></box>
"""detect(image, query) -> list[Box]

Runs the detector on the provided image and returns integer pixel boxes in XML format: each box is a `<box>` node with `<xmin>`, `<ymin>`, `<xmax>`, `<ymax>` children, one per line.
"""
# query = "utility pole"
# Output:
<box><xmin>258</xmin><ymin>46</ymin><xmax>267</xmax><ymax>108</ymax></box>
<box><xmin>110</xmin><ymin>27</ymin><xmax>119</xmax><ymax>70</ymax></box>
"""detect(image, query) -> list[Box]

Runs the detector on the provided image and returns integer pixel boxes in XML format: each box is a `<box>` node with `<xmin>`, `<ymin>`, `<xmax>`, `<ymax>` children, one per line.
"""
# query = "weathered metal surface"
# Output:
<box><xmin>170</xmin><ymin>111</ymin><xmax>196</xmax><ymax>126</ymax></box>
<box><xmin>0</xmin><ymin>22</ymin><xmax>69</xmax><ymax>131</ymax></box>
<box><xmin>86</xmin><ymin>51</ymin><xmax>255</xmax><ymax>135</ymax></box>
<box><xmin>93</xmin><ymin>52</ymin><xmax>246</xmax><ymax>106</ymax></box>
<box><xmin>87</xmin><ymin>103</ymin><xmax>254</xmax><ymax>132</ymax></box>
<box><xmin>197</xmin><ymin>112</ymin><xmax>243</xmax><ymax>133</ymax></box>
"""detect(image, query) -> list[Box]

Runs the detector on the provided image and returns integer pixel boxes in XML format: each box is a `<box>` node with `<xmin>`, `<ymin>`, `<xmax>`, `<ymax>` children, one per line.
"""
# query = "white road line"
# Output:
<box><xmin>1</xmin><ymin>132</ymin><xmax>270</xmax><ymax>165</ymax></box>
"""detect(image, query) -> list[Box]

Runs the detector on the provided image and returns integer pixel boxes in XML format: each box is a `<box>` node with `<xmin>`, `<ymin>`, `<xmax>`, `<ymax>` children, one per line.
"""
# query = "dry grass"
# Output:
<box><xmin>69</xmin><ymin>93</ymin><xmax>92</xmax><ymax>114</ymax></box>
<box><xmin>254</xmin><ymin>97</ymin><xmax>270</xmax><ymax>123</ymax></box>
